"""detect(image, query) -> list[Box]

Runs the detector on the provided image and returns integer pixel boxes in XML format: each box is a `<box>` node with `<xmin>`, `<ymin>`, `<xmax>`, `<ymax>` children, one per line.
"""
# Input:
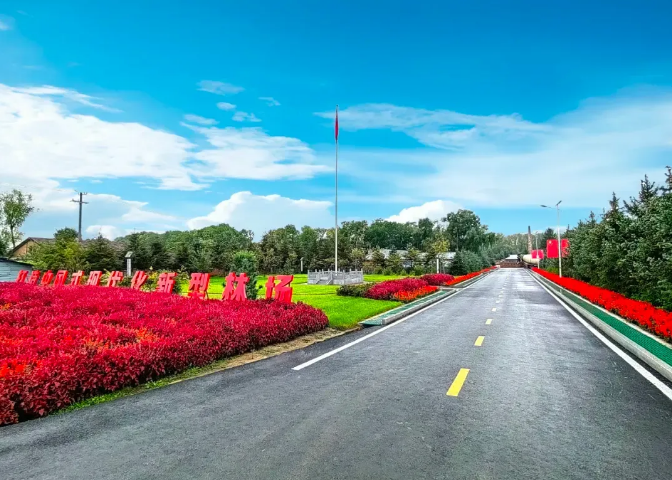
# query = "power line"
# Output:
<box><xmin>71</xmin><ymin>192</ymin><xmax>88</xmax><ymax>241</ymax></box>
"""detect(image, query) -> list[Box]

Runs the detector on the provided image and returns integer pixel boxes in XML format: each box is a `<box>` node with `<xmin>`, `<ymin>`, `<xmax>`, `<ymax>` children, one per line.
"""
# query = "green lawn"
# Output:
<box><xmin>179</xmin><ymin>273</ymin><xmax>405</xmax><ymax>330</ymax></box>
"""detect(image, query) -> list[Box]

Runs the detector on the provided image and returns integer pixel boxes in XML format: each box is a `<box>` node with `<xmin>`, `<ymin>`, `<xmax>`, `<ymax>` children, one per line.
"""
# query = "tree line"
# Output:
<box><xmin>19</xmin><ymin>207</ymin><xmax>523</xmax><ymax>276</ymax></box>
<box><xmin>550</xmin><ymin>168</ymin><xmax>672</xmax><ymax>311</ymax></box>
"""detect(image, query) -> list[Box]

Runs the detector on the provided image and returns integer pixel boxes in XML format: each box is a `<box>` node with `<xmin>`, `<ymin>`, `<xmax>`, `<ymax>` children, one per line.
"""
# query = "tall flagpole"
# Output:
<box><xmin>335</xmin><ymin>105</ymin><xmax>339</xmax><ymax>272</ymax></box>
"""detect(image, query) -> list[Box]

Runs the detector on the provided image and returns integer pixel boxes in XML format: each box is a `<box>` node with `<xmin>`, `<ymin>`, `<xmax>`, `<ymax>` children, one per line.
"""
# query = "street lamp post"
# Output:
<box><xmin>541</xmin><ymin>201</ymin><xmax>563</xmax><ymax>278</ymax></box>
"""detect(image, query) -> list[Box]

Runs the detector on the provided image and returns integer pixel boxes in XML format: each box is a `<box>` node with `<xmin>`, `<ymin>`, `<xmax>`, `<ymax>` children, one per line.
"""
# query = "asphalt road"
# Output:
<box><xmin>2</xmin><ymin>269</ymin><xmax>672</xmax><ymax>479</ymax></box>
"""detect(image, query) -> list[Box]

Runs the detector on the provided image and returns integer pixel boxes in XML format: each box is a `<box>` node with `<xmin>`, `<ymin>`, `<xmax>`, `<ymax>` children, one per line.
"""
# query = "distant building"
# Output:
<box><xmin>499</xmin><ymin>254</ymin><xmax>523</xmax><ymax>268</ymax></box>
<box><xmin>0</xmin><ymin>258</ymin><xmax>33</xmax><ymax>282</ymax></box>
<box><xmin>8</xmin><ymin>237</ymin><xmax>54</xmax><ymax>259</ymax></box>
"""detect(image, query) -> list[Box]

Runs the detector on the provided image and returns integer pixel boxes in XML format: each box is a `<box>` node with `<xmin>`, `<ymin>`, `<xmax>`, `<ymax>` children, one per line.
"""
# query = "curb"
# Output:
<box><xmin>530</xmin><ymin>271</ymin><xmax>672</xmax><ymax>384</ymax></box>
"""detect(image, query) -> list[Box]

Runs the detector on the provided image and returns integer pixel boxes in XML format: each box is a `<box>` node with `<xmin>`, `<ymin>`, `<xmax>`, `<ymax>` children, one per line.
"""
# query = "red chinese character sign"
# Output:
<box><xmin>107</xmin><ymin>271</ymin><xmax>124</xmax><ymax>287</ymax></box>
<box><xmin>70</xmin><ymin>271</ymin><xmax>84</xmax><ymax>286</ymax></box>
<box><xmin>265</xmin><ymin>275</ymin><xmax>294</xmax><ymax>303</ymax></box>
<box><xmin>156</xmin><ymin>272</ymin><xmax>177</xmax><ymax>293</ymax></box>
<box><xmin>87</xmin><ymin>271</ymin><xmax>102</xmax><ymax>286</ymax></box>
<box><xmin>131</xmin><ymin>271</ymin><xmax>148</xmax><ymax>290</ymax></box>
<box><xmin>53</xmin><ymin>270</ymin><xmax>69</xmax><ymax>286</ymax></box>
<box><xmin>188</xmin><ymin>273</ymin><xmax>210</xmax><ymax>299</ymax></box>
<box><xmin>40</xmin><ymin>271</ymin><xmax>54</xmax><ymax>286</ymax></box>
<box><xmin>222</xmin><ymin>272</ymin><xmax>248</xmax><ymax>301</ymax></box>
<box><xmin>27</xmin><ymin>270</ymin><xmax>40</xmax><ymax>285</ymax></box>
<box><xmin>15</xmin><ymin>270</ymin><xmax>28</xmax><ymax>283</ymax></box>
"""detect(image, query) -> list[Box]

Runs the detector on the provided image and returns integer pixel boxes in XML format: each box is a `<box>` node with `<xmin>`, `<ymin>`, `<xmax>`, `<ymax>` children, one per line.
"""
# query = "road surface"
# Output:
<box><xmin>2</xmin><ymin>269</ymin><xmax>672</xmax><ymax>479</ymax></box>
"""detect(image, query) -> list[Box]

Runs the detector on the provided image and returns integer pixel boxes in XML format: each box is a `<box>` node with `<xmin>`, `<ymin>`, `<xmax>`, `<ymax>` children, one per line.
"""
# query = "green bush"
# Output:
<box><xmin>382</xmin><ymin>267</ymin><xmax>393</xmax><ymax>276</ymax></box>
<box><xmin>231</xmin><ymin>250</ymin><xmax>261</xmax><ymax>299</ymax></box>
<box><xmin>412</xmin><ymin>266</ymin><xmax>425</xmax><ymax>276</ymax></box>
<box><xmin>337</xmin><ymin>283</ymin><xmax>374</xmax><ymax>297</ymax></box>
<box><xmin>373</xmin><ymin>266</ymin><xmax>384</xmax><ymax>275</ymax></box>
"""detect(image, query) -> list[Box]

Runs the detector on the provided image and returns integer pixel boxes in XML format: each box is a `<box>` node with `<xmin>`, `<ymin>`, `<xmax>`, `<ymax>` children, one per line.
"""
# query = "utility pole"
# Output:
<box><xmin>71</xmin><ymin>192</ymin><xmax>88</xmax><ymax>241</ymax></box>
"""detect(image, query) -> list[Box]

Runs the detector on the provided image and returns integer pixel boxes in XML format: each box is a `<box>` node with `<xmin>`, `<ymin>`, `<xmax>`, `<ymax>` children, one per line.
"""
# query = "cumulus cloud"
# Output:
<box><xmin>216</xmin><ymin>102</ymin><xmax>236</xmax><ymax>111</ymax></box>
<box><xmin>186</xmin><ymin>125</ymin><xmax>329</xmax><ymax>180</ymax></box>
<box><xmin>387</xmin><ymin>200</ymin><xmax>461</xmax><ymax>223</ymax></box>
<box><xmin>187</xmin><ymin>191</ymin><xmax>332</xmax><ymax>237</ymax></box>
<box><xmin>85</xmin><ymin>225</ymin><xmax>125</xmax><ymax>240</ymax></box>
<box><xmin>322</xmin><ymin>89</ymin><xmax>672</xmax><ymax>208</ymax></box>
<box><xmin>232</xmin><ymin>111</ymin><xmax>261</xmax><ymax>122</ymax></box>
<box><xmin>259</xmin><ymin>96</ymin><xmax>280</xmax><ymax>106</ymax></box>
<box><xmin>183</xmin><ymin>114</ymin><xmax>217</xmax><ymax>125</ymax></box>
<box><xmin>197</xmin><ymin>80</ymin><xmax>243</xmax><ymax>95</ymax></box>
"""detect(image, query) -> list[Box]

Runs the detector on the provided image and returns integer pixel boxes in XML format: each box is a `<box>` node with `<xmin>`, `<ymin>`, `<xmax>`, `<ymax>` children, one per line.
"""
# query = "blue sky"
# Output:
<box><xmin>2</xmin><ymin>1</ymin><xmax>672</xmax><ymax>240</ymax></box>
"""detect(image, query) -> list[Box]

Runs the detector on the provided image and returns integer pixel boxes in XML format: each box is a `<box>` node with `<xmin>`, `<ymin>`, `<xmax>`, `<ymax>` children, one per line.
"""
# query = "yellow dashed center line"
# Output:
<box><xmin>486</xmin><ymin>319</ymin><xmax>492</xmax><ymax>325</ymax></box>
<box><xmin>474</xmin><ymin>336</ymin><xmax>485</xmax><ymax>347</ymax></box>
<box><xmin>447</xmin><ymin>368</ymin><xmax>470</xmax><ymax>397</ymax></box>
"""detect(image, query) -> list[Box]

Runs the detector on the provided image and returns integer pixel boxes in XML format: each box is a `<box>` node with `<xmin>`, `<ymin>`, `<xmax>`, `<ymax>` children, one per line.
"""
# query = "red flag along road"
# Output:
<box><xmin>546</xmin><ymin>239</ymin><xmax>569</xmax><ymax>258</ymax></box>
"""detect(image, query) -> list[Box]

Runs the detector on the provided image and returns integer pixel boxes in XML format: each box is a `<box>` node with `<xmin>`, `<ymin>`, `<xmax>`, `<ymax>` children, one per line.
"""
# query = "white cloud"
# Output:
<box><xmin>325</xmin><ymin>90</ymin><xmax>672</xmax><ymax>208</ymax></box>
<box><xmin>216</xmin><ymin>102</ymin><xmax>236</xmax><ymax>111</ymax></box>
<box><xmin>259</xmin><ymin>96</ymin><xmax>280</xmax><ymax>106</ymax></box>
<box><xmin>197</xmin><ymin>80</ymin><xmax>244</xmax><ymax>95</ymax></box>
<box><xmin>86</xmin><ymin>225</ymin><xmax>125</xmax><ymax>240</ymax></box>
<box><xmin>185</xmin><ymin>125</ymin><xmax>330</xmax><ymax>180</ymax></box>
<box><xmin>12</xmin><ymin>85</ymin><xmax>120</xmax><ymax>112</ymax></box>
<box><xmin>387</xmin><ymin>200</ymin><xmax>461</xmax><ymax>223</ymax></box>
<box><xmin>187</xmin><ymin>191</ymin><xmax>333</xmax><ymax>237</ymax></box>
<box><xmin>232</xmin><ymin>111</ymin><xmax>261</xmax><ymax>122</ymax></box>
<box><xmin>183</xmin><ymin>114</ymin><xmax>218</xmax><ymax>125</ymax></box>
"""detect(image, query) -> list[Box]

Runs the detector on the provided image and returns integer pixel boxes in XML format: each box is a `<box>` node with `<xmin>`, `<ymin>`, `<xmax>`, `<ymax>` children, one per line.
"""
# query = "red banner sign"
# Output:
<box><xmin>546</xmin><ymin>239</ymin><xmax>569</xmax><ymax>258</ymax></box>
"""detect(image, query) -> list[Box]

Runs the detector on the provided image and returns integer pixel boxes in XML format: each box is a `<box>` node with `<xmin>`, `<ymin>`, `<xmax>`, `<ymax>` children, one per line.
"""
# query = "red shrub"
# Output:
<box><xmin>365</xmin><ymin>278</ymin><xmax>429</xmax><ymax>300</ymax></box>
<box><xmin>392</xmin><ymin>285</ymin><xmax>439</xmax><ymax>302</ymax></box>
<box><xmin>421</xmin><ymin>273</ymin><xmax>455</xmax><ymax>286</ymax></box>
<box><xmin>446</xmin><ymin>267</ymin><xmax>495</xmax><ymax>285</ymax></box>
<box><xmin>533</xmin><ymin>268</ymin><xmax>672</xmax><ymax>342</ymax></box>
<box><xmin>0</xmin><ymin>283</ymin><xmax>327</xmax><ymax>425</ymax></box>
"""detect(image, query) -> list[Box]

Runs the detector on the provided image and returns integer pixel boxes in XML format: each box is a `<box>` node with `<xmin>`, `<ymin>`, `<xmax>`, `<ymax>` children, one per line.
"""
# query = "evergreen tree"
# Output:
<box><xmin>84</xmin><ymin>235</ymin><xmax>120</xmax><ymax>271</ymax></box>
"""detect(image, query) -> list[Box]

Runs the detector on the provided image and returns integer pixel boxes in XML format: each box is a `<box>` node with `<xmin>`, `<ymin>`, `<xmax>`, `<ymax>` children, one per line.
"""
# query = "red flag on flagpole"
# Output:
<box><xmin>335</xmin><ymin>105</ymin><xmax>339</xmax><ymax>142</ymax></box>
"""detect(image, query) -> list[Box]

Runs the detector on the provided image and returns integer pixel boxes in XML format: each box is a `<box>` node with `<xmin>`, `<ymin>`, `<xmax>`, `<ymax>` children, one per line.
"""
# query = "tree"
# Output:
<box><xmin>232</xmin><ymin>251</ymin><xmax>261</xmax><ymax>299</ymax></box>
<box><xmin>404</xmin><ymin>247</ymin><xmax>421</xmax><ymax>269</ymax></box>
<box><xmin>371</xmin><ymin>247</ymin><xmax>386</xmax><ymax>268</ymax></box>
<box><xmin>443</xmin><ymin>210</ymin><xmax>485</xmax><ymax>252</ymax></box>
<box><xmin>387</xmin><ymin>251</ymin><xmax>403</xmax><ymax>274</ymax></box>
<box><xmin>28</xmin><ymin>227</ymin><xmax>87</xmax><ymax>271</ymax></box>
<box><xmin>84</xmin><ymin>235</ymin><xmax>120</xmax><ymax>271</ymax></box>
<box><xmin>351</xmin><ymin>248</ymin><xmax>366</xmax><ymax>270</ymax></box>
<box><xmin>0</xmin><ymin>189</ymin><xmax>35</xmax><ymax>248</ymax></box>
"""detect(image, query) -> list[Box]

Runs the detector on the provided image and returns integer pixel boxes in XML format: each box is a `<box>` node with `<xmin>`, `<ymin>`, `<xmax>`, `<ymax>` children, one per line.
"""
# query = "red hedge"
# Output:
<box><xmin>533</xmin><ymin>268</ymin><xmax>672</xmax><ymax>342</ymax></box>
<box><xmin>392</xmin><ymin>285</ymin><xmax>439</xmax><ymax>302</ymax></box>
<box><xmin>365</xmin><ymin>278</ymin><xmax>429</xmax><ymax>300</ymax></box>
<box><xmin>0</xmin><ymin>283</ymin><xmax>328</xmax><ymax>426</ymax></box>
<box><xmin>446</xmin><ymin>267</ymin><xmax>495</xmax><ymax>285</ymax></box>
<box><xmin>421</xmin><ymin>273</ymin><xmax>455</xmax><ymax>286</ymax></box>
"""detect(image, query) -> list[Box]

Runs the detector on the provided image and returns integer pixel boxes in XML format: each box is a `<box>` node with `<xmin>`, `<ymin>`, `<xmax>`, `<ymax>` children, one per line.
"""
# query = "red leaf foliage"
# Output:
<box><xmin>365</xmin><ymin>278</ymin><xmax>429</xmax><ymax>300</ymax></box>
<box><xmin>0</xmin><ymin>283</ymin><xmax>327</xmax><ymax>426</ymax></box>
<box><xmin>533</xmin><ymin>268</ymin><xmax>672</xmax><ymax>342</ymax></box>
<box><xmin>420</xmin><ymin>274</ymin><xmax>455</xmax><ymax>286</ymax></box>
<box><xmin>392</xmin><ymin>285</ymin><xmax>439</xmax><ymax>302</ymax></box>
<box><xmin>446</xmin><ymin>267</ymin><xmax>495</xmax><ymax>286</ymax></box>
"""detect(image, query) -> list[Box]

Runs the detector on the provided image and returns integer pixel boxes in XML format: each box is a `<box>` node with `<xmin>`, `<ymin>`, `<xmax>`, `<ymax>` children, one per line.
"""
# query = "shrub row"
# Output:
<box><xmin>446</xmin><ymin>267</ymin><xmax>495</xmax><ymax>285</ymax></box>
<box><xmin>364</xmin><ymin>278</ymin><xmax>430</xmax><ymax>301</ymax></box>
<box><xmin>534</xmin><ymin>268</ymin><xmax>672</xmax><ymax>342</ymax></box>
<box><xmin>392</xmin><ymin>285</ymin><xmax>439</xmax><ymax>302</ymax></box>
<box><xmin>0</xmin><ymin>283</ymin><xmax>328</xmax><ymax>426</ymax></box>
<box><xmin>336</xmin><ymin>283</ymin><xmax>375</xmax><ymax>298</ymax></box>
<box><xmin>421</xmin><ymin>273</ymin><xmax>455</xmax><ymax>286</ymax></box>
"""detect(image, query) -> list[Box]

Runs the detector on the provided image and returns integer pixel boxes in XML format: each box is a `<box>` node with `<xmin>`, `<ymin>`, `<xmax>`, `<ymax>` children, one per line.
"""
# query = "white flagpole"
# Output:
<box><xmin>335</xmin><ymin>105</ymin><xmax>339</xmax><ymax>273</ymax></box>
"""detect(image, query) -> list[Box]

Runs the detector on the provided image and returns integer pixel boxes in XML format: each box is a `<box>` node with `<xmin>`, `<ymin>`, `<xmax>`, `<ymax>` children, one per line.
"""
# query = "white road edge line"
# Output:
<box><xmin>292</xmin><ymin>272</ymin><xmax>497</xmax><ymax>371</ymax></box>
<box><xmin>530</xmin><ymin>272</ymin><xmax>672</xmax><ymax>402</ymax></box>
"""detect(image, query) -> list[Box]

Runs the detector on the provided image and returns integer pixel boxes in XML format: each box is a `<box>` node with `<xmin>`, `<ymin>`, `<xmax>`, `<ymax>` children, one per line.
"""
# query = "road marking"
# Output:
<box><xmin>486</xmin><ymin>319</ymin><xmax>492</xmax><ymax>325</ymax></box>
<box><xmin>474</xmin><ymin>336</ymin><xmax>485</xmax><ymax>346</ymax></box>
<box><xmin>529</xmin><ymin>273</ymin><xmax>672</xmax><ymax>403</ymax></box>
<box><xmin>447</xmin><ymin>368</ymin><xmax>470</xmax><ymax>396</ymax></box>
<box><xmin>492</xmin><ymin>307</ymin><xmax>497</xmax><ymax>312</ymax></box>
<box><xmin>292</xmin><ymin>273</ymin><xmax>493</xmax><ymax>371</ymax></box>
<box><xmin>496</xmin><ymin>300</ymin><xmax>500</xmax><ymax>303</ymax></box>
